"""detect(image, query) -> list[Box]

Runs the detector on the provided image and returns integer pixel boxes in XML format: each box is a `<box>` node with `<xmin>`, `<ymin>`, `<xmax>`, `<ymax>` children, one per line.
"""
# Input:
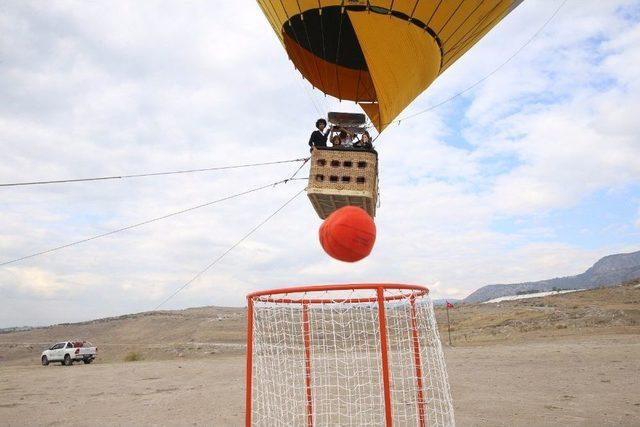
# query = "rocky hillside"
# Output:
<box><xmin>439</xmin><ymin>280</ymin><xmax>640</xmax><ymax>345</ymax></box>
<box><xmin>464</xmin><ymin>250</ymin><xmax>640</xmax><ymax>303</ymax></box>
<box><xmin>0</xmin><ymin>306</ymin><xmax>246</xmax><ymax>365</ymax></box>
<box><xmin>0</xmin><ymin>282</ymin><xmax>638</xmax><ymax>365</ymax></box>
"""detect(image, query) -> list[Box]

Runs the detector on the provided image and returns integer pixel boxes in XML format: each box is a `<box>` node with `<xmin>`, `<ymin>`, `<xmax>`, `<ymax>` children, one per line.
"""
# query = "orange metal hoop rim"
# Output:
<box><xmin>246</xmin><ymin>283</ymin><xmax>429</xmax><ymax>305</ymax></box>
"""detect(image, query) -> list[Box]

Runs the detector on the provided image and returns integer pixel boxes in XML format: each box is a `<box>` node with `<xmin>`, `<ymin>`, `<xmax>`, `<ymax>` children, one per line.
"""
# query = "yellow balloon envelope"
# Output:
<box><xmin>257</xmin><ymin>0</ymin><xmax>522</xmax><ymax>131</ymax></box>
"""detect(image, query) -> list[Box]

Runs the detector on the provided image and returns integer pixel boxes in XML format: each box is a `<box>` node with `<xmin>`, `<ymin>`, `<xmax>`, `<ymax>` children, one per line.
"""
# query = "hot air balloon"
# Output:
<box><xmin>257</xmin><ymin>0</ymin><xmax>521</xmax><ymax>225</ymax></box>
<box><xmin>257</xmin><ymin>0</ymin><xmax>522</xmax><ymax>131</ymax></box>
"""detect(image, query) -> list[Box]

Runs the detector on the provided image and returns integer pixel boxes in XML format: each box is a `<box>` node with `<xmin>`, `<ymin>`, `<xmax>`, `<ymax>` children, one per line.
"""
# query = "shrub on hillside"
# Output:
<box><xmin>124</xmin><ymin>351</ymin><xmax>143</xmax><ymax>362</ymax></box>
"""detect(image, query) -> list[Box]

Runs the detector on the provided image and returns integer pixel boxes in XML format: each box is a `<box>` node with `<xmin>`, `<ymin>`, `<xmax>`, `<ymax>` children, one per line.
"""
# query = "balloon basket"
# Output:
<box><xmin>306</xmin><ymin>146</ymin><xmax>378</xmax><ymax>219</ymax></box>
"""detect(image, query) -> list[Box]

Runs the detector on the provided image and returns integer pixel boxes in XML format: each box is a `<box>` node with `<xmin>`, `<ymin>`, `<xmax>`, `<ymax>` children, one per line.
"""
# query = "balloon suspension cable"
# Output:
<box><xmin>285</xmin><ymin>156</ymin><xmax>310</xmax><ymax>183</ymax></box>
<box><xmin>0</xmin><ymin>157</ymin><xmax>309</xmax><ymax>188</ymax></box>
<box><xmin>152</xmin><ymin>187</ymin><xmax>305</xmax><ymax>310</ymax></box>
<box><xmin>0</xmin><ymin>176</ymin><xmax>302</xmax><ymax>267</ymax></box>
<box><xmin>376</xmin><ymin>0</ymin><xmax>568</xmax><ymax>132</ymax></box>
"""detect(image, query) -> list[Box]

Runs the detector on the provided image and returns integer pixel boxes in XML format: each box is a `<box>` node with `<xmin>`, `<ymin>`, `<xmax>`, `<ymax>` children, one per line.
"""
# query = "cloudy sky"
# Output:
<box><xmin>1</xmin><ymin>1</ymin><xmax>639</xmax><ymax>327</ymax></box>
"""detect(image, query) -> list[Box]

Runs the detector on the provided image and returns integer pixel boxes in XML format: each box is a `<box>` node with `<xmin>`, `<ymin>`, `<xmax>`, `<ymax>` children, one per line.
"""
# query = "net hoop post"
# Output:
<box><xmin>245</xmin><ymin>296</ymin><xmax>255</xmax><ymax>427</ymax></box>
<box><xmin>410</xmin><ymin>296</ymin><xmax>427</xmax><ymax>427</ymax></box>
<box><xmin>302</xmin><ymin>303</ymin><xmax>314</xmax><ymax>427</ymax></box>
<box><xmin>376</xmin><ymin>287</ymin><xmax>393</xmax><ymax>427</ymax></box>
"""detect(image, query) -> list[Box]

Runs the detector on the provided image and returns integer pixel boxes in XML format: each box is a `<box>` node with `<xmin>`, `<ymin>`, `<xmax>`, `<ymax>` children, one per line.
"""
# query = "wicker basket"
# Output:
<box><xmin>306</xmin><ymin>147</ymin><xmax>378</xmax><ymax>219</ymax></box>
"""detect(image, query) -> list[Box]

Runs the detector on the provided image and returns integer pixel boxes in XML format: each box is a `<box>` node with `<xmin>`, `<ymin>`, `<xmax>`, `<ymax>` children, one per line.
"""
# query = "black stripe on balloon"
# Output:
<box><xmin>284</xmin><ymin>6</ymin><xmax>366</xmax><ymax>70</ymax></box>
<box><xmin>282</xmin><ymin>5</ymin><xmax>445</xmax><ymax>72</ymax></box>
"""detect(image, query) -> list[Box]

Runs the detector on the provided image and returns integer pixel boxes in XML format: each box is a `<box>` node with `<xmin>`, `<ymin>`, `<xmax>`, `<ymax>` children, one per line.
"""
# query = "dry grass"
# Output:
<box><xmin>123</xmin><ymin>351</ymin><xmax>144</xmax><ymax>362</ymax></box>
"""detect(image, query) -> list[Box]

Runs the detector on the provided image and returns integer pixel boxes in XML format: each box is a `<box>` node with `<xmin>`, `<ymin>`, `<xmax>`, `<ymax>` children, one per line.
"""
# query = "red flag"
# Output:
<box><xmin>446</xmin><ymin>301</ymin><xmax>454</xmax><ymax>309</ymax></box>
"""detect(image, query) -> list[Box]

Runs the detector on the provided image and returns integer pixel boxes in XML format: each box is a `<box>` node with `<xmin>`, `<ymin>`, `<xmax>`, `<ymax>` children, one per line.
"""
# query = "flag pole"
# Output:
<box><xmin>446</xmin><ymin>302</ymin><xmax>452</xmax><ymax>347</ymax></box>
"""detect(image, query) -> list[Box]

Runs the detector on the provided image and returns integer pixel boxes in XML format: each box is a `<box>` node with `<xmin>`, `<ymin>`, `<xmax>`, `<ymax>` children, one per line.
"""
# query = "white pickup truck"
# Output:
<box><xmin>41</xmin><ymin>341</ymin><xmax>97</xmax><ymax>366</ymax></box>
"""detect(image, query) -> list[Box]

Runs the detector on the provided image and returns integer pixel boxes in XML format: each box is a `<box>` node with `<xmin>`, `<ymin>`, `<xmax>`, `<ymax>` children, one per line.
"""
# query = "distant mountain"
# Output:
<box><xmin>464</xmin><ymin>250</ymin><xmax>640</xmax><ymax>303</ymax></box>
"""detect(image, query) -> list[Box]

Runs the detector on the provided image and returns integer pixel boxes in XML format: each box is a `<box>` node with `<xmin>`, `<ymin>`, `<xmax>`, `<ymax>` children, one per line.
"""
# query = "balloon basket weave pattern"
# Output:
<box><xmin>245</xmin><ymin>284</ymin><xmax>455</xmax><ymax>426</ymax></box>
<box><xmin>306</xmin><ymin>147</ymin><xmax>378</xmax><ymax>219</ymax></box>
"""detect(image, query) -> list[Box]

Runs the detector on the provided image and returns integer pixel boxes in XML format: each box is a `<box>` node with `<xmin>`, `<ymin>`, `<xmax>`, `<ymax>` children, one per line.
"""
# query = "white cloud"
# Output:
<box><xmin>1</xmin><ymin>267</ymin><xmax>67</xmax><ymax>298</ymax></box>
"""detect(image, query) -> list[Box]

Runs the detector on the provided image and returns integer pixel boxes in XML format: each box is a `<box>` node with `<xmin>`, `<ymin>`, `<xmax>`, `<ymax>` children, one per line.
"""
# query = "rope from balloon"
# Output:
<box><xmin>0</xmin><ymin>176</ymin><xmax>307</xmax><ymax>267</ymax></box>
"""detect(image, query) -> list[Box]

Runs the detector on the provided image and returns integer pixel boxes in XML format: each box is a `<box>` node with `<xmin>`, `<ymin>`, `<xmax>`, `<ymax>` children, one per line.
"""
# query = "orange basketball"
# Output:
<box><xmin>319</xmin><ymin>206</ymin><xmax>376</xmax><ymax>262</ymax></box>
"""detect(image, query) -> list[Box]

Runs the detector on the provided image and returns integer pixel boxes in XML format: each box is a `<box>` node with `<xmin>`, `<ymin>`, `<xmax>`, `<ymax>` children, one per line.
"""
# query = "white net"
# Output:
<box><xmin>247</xmin><ymin>285</ymin><xmax>455</xmax><ymax>427</ymax></box>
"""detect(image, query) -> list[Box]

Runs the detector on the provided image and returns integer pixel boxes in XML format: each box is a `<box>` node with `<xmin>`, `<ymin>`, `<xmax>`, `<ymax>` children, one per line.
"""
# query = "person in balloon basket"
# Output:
<box><xmin>354</xmin><ymin>130</ymin><xmax>373</xmax><ymax>150</ymax></box>
<box><xmin>337</xmin><ymin>128</ymin><xmax>355</xmax><ymax>148</ymax></box>
<box><xmin>330</xmin><ymin>134</ymin><xmax>342</xmax><ymax>147</ymax></box>
<box><xmin>308</xmin><ymin>118</ymin><xmax>331</xmax><ymax>150</ymax></box>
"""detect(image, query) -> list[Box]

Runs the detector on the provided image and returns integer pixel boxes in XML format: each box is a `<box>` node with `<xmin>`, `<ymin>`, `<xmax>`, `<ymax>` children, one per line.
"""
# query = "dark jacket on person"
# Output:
<box><xmin>309</xmin><ymin>129</ymin><xmax>329</xmax><ymax>147</ymax></box>
<box><xmin>354</xmin><ymin>139</ymin><xmax>373</xmax><ymax>150</ymax></box>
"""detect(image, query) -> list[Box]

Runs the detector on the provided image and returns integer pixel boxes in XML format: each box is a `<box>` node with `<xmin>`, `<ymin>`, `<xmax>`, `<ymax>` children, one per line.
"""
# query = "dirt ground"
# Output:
<box><xmin>1</xmin><ymin>334</ymin><xmax>638</xmax><ymax>426</ymax></box>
